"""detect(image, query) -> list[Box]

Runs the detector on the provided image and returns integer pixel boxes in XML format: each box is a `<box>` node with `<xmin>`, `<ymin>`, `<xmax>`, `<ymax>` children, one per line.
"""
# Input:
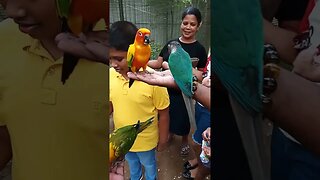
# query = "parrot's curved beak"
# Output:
<box><xmin>144</xmin><ymin>35</ymin><xmax>150</xmax><ymax>45</ymax></box>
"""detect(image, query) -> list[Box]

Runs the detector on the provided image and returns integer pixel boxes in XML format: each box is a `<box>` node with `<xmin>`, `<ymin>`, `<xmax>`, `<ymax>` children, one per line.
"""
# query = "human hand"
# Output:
<box><xmin>127</xmin><ymin>69</ymin><xmax>178</xmax><ymax>88</ymax></box>
<box><xmin>162</xmin><ymin>61</ymin><xmax>169</xmax><ymax>70</ymax></box>
<box><xmin>293</xmin><ymin>46</ymin><xmax>320</xmax><ymax>82</ymax></box>
<box><xmin>202</xmin><ymin>76</ymin><xmax>211</xmax><ymax>87</ymax></box>
<box><xmin>109</xmin><ymin>160</ymin><xmax>125</xmax><ymax>180</ymax></box>
<box><xmin>156</xmin><ymin>140</ymin><xmax>168</xmax><ymax>152</ymax></box>
<box><xmin>202</xmin><ymin>127</ymin><xmax>211</xmax><ymax>141</ymax></box>
<box><xmin>55</xmin><ymin>30</ymin><xmax>109</xmax><ymax>64</ymax></box>
<box><xmin>202</xmin><ymin>146</ymin><xmax>211</xmax><ymax>158</ymax></box>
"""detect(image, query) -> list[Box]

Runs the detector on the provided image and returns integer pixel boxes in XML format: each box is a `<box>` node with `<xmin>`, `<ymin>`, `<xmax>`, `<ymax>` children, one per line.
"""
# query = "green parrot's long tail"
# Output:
<box><xmin>129</xmin><ymin>79</ymin><xmax>134</xmax><ymax>88</ymax></box>
<box><xmin>61</xmin><ymin>18</ymin><xmax>79</xmax><ymax>84</ymax></box>
<box><xmin>128</xmin><ymin>67</ymin><xmax>134</xmax><ymax>88</ymax></box>
<box><xmin>136</xmin><ymin>117</ymin><xmax>154</xmax><ymax>133</ymax></box>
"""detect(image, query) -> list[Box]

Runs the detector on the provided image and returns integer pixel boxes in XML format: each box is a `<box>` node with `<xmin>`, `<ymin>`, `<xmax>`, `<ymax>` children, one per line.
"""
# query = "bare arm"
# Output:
<box><xmin>264</xmin><ymin>67</ymin><xmax>320</xmax><ymax>155</ymax></box>
<box><xmin>157</xmin><ymin>107</ymin><xmax>170</xmax><ymax>152</ymax></box>
<box><xmin>193</xmin><ymin>83</ymin><xmax>211</xmax><ymax>110</ymax></box>
<box><xmin>127</xmin><ymin>70</ymin><xmax>211</xmax><ymax>110</ymax></box>
<box><xmin>0</xmin><ymin>126</ymin><xmax>12</xmax><ymax>171</ymax></box>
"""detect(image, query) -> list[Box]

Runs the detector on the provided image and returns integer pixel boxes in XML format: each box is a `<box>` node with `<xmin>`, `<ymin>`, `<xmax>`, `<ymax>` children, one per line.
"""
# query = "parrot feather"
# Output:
<box><xmin>127</xmin><ymin>44</ymin><xmax>135</xmax><ymax>68</ymax></box>
<box><xmin>56</xmin><ymin>0</ymin><xmax>72</xmax><ymax>18</ymax></box>
<box><xmin>212</xmin><ymin>0</ymin><xmax>263</xmax><ymax>115</ymax></box>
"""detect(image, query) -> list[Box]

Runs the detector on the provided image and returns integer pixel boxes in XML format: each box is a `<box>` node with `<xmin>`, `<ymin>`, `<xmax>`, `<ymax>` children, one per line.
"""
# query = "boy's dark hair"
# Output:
<box><xmin>182</xmin><ymin>6</ymin><xmax>202</xmax><ymax>25</ymax></box>
<box><xmin>109</xmin><ymin>21</ymin><xmax>138</xmax><ymax>51</ymax></box>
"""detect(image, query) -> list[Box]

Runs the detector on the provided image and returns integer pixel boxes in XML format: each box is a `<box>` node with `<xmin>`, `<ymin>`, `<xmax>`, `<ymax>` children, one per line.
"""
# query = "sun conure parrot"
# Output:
<box><xmin>167</xmin><ymin>41</ymin><xmax>195</xmax><ymax>125</ymax></box>
<box><xmin>211</xmin><ymin>0</ymin><xmax>268</xmax><ymax>179</ymax></box>
<box><xmin>127</xmin><ymin>28</ymin><xmax>151</xmax><ymax>88</ymax></box>
<box><xmin>55</xmin><ymin>0</ymin><xmax>109</xmax><ymax>84</ymax></box>
<box><xmin>109</xmin><ymin>117</ymin><xmax>154</xmax><ymax>167</ymax></box>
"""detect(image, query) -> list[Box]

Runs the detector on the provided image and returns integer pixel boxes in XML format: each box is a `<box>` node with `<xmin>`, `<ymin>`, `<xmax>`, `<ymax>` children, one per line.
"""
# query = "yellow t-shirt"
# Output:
<box><xmin>109</xmin><ymin>68</ymin><xmax>169</xmax><ymax>152</ymax></box>
<box><xmin>0</xmin><ymin>19</ymin><xmax>108</xmax><ymax>180</ymax></box>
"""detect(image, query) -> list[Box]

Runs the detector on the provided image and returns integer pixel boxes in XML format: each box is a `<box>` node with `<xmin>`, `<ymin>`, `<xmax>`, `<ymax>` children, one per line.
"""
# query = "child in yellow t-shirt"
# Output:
<box><xmin>109</xmin><ymin>21</ymin><xmax>170</xmax><ymax>180</ymax></box>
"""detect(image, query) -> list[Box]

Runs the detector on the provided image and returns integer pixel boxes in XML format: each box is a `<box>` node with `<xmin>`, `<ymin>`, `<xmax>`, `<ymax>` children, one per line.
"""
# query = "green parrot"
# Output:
<box><xmin>167</xmin><ymin>41</ymin><xmax>193</xmax><ymax>97</ymax></box>
<box><xmin>167</xmin><ymin>41</ymin><xmax>195</xmax><ymax>126</ymax></box>
<box><xmin>109</xmin><ymin>117</ymin><xmax>154</xmax><ymax>166</ymax></box>
<box><xmin>211</xmin><ymin>0</ymin><xmax>263</xmax><ymax>115</ymax></box>
<box><xmin>212</xmin><ymin>1</ymin><xmax>269</xmax><ymax>179</ymax></box>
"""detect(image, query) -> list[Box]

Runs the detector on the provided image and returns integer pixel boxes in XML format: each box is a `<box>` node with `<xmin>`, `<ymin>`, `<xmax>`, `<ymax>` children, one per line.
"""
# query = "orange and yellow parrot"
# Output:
<box><xmin>127</xmin><ymin>28</ymin><xmax>151</xmax><ymax>88</ymax></box>
<box><xmin>55</xmin><ymin>0</ymin><xmax>109</xmax><ymax>84</ymax></box>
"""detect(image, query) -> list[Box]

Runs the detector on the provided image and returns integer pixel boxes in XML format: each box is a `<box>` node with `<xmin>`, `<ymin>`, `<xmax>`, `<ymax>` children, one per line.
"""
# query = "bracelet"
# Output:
<box><xmin>262</xmin><ymin>63</ymin><xmax>281</xmax><ymax>104</ymax></box>
<box><xmin>263</xmin><ymin>43</ymin><xmax>280</xmax><ymax>65</ymax></box>
<box><xmin>192</xmin><ymin>75</ymin><xmax>198</xmax><ymax>95</ymax></box>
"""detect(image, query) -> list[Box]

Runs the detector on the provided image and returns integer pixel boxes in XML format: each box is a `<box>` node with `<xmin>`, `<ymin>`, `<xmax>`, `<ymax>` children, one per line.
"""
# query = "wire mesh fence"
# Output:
<box><xmin>110</xmin><ymin>0</ymin><xmax>211</xmax><ymax>58</ymax></box>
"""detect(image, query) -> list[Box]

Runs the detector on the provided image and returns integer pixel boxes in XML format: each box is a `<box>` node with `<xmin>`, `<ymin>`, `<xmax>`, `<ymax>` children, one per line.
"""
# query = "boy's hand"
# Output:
<box><xmin>156</xmin><ymin>140</ymin><xmax>168</xmax><ymax>152</ymax></box>
<box><xmin>202</xmin><ymin>146</ymin><xmax>211</xmax><ymax>158</ymax></box>
<box><xmin>109</xmin><ymin>160</ymin><xmax>124</xmax><ymax>180</ymax></box>
<box><xmin>55</xmin><ymin>30</ymin><xmax>109</xmax><ymax>64</ymax></box>
<box><xmin>202</xmin><ymin>127</ymin><xmax>211</xmax><ymax>141</ymax></box>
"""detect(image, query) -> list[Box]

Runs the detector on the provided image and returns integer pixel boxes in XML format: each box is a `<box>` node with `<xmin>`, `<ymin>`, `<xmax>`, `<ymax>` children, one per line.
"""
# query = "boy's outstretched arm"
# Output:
<box><xmin>0</xmin><ymin>126</ymin><xmax>12</xmax><ymax>171</ymax></box>
<box><xmin>157</xmin><ymin>107</ymin><xmax>169</xmax><ymax>152</ymax></box>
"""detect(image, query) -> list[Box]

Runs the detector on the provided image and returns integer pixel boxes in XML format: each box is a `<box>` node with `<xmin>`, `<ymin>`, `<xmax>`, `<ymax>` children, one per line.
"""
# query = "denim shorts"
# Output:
<box><xmin>125</xmin><ymin>148</ymin><xmax>157</xmax><ymax>180</ymax></box>
<box><xmin>192</xmin><ymin>102</ymin><xmax>211</xmax><ymax>145</ymax></box>
<box><xmin>271</xmin><ymin>127</ymin><xmax>320</xmax><ymax>180</ymax></box>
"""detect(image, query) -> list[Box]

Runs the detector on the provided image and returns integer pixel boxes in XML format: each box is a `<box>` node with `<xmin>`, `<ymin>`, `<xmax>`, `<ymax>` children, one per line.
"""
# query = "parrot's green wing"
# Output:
<box><xmin>168</xmin><ymin>44</ymin><xmax>193</xmax><ymax>97</ymax></box>
<box><xmin>127</xmin><ymin>44</ymin><xmax>135</xmax><ymax>68</ymax></box>
<box><xmin>110</xmin><ymin>117</ymin><xmax>154</xmax><ymax>159</ymax></box>
<box><xmin>56</xmin><ymin>0</ymin><xmax>72</xmax><ymax>18</ymax></box>
<box><xmin>212</xmin><ymin>0</ymin><xmax>263</xmax><ymax>115</ymax></box>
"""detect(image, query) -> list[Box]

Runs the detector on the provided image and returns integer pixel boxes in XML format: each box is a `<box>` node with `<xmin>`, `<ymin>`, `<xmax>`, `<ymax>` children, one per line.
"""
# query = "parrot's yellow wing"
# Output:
<box><xmin>127</xmin><ymin>44</ymin><xmax>135</xmax><ymax>68</ymax></box>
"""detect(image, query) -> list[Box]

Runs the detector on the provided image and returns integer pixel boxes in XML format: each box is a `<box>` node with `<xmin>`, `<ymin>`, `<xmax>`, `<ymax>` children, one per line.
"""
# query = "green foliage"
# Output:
<box><xmin>150</xmin><ymin>40</ymin><xmax>163</xmax><ymax>60</ymax></box>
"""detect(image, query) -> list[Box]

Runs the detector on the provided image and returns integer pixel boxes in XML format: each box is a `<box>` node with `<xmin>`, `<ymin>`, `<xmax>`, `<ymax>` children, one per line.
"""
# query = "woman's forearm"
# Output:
<box><xmin>264</xmin><ymin>67</ymin><xmax>320</xmax><ymax>155</ymax></box>
<box><xmin>193</xmin><ymin>83</ymin><xmax>211</xmax><ymax>110</ymax></box>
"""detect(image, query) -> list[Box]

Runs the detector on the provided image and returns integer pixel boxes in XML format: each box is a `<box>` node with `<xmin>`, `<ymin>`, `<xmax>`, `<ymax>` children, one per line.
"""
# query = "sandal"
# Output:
<box><xmin>182</xmin><ymin>170</ymin><xmax>195</xmax><ymax>180</ymax></box>
<box><xmin>183</xmin><ymin>161</ymin><xmax>198</xmax><ymax>170</ymax></box>
<box><xmin>180</xmin><ymin>144</ymin><xmax>190</xmax><ymax>156</ymax></box>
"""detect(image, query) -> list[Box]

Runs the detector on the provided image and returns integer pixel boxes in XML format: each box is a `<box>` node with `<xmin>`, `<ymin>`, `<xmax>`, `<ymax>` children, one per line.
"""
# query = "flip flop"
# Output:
<box><xmin>183</xmin><ymin>161</ymin><xmax>198</xmax><ymax>170</ymax></box>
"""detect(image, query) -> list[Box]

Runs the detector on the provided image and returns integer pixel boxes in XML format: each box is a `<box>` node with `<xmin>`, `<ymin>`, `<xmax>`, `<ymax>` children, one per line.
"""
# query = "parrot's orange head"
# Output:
<box><xmin>135</xmin><ymin>28</ymin><xmax>151</xmax><ymax>45</ymax></box>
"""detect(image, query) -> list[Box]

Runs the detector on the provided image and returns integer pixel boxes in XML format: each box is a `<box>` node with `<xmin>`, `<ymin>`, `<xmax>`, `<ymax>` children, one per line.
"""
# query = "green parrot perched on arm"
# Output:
<box><xmin>109</xmin><ymin>117</ymin><xmax>154</xmax><ymax>167</ymax></box>
<box><xmin>211</xmin><ymin>0</ymin><xmax>263</xmax><ymax>115</ymax></box>
<box><xmin>167</xmin><ymin>41</ymin><xmax>194</xmax><ymax>97</ymax></box>
<box><xmin>212</xmin><ymin>0</ymin><xmax>269</xmax><ymax>180</ymax></box>
<box><xmin>167</xmin><ymin>41</ymin><xmax>195</xmax><ymax>125</ymax></box>
<box><xmin>55</xmin><ymin>0</ymin><xmax>108</xmax><ymax>84</ymax></box>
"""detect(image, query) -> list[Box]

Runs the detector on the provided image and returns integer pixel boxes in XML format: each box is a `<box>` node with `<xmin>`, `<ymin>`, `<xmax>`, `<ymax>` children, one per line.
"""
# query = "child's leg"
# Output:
<box><xmin>137</xmin><ymin>149</ymin><xmax>157</xmax><ymax>180</ymax></box>
<box><xmin>125</xmin><ymin>152</ymin><xmax>143</xmax><ymax>180</ymax></box>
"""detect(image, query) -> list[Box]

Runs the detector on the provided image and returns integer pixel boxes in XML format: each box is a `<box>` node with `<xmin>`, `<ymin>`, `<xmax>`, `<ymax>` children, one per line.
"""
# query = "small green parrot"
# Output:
<box><xmin>109</xmin><ymin>117</ymin><xmax>154</xmax><ymax>166</ymax></box>
<box><xmin>167</xmin><ymin>41</ymin><xmax>193</xmax><ymax>97</ymax></box>
<box><xmin>167</xmin><ymin>41</ymin><xmax>195</xmax><ymax>125</ymax></box>
<box><xmin>55</xmin><ymin>0</ymin><xmax>108</xmax><ymax>84</ymax></box>
<box><xmin>211</xmin><ymin>1</ymin><xmax>268</xmax><ymax>180</ymax></box>
<box><xmin>127</xmin><ymin>28</ymin><xmax>151</xmax><ymax>88</ymax></box>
